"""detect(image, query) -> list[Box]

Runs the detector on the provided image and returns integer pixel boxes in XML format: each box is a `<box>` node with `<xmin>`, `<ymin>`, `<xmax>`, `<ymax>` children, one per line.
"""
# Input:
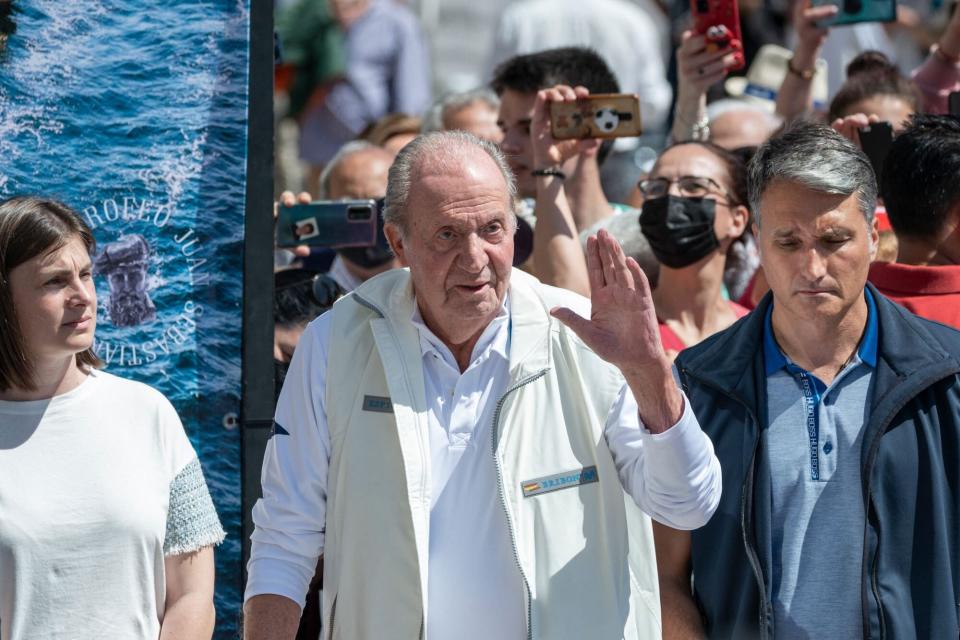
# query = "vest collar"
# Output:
<box><xmin>350</xmin><ymin>267</ymin><xmax>553</xmax><ymax>377</ymax></box>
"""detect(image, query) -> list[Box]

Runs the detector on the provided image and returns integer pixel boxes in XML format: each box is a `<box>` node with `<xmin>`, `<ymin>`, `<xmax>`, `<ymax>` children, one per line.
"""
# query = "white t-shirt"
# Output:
<box><xmin>0</xmin><ymin>370</ymin><xmax>225</xmax><ymax>640</ymax></box>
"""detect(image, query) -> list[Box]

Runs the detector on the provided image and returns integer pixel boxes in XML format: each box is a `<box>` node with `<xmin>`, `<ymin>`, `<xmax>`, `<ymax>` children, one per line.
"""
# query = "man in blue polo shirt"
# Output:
<box><xmin>654</xmin><ymin>122</ymin><xmax>960</xmax><ymax>639</ymax></box>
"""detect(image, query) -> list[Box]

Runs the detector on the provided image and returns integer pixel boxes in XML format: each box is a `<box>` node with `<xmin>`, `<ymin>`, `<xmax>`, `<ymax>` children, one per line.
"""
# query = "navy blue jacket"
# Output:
<box><xmin>674</xmin><ymin>285</ymin><xmax>960</xmax><ymax>639</ymax></box>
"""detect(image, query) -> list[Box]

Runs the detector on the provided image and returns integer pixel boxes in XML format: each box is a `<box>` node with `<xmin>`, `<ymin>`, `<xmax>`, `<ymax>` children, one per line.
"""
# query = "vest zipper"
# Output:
<box><xmin>491</xmin><ymin>368</ymin><xmax>549</xmax><ymax>640</ymax></box>
<box><xmin>678</xmin><ymin>366</ymin><xmax>770</xmax><ymax>640</ymax></box>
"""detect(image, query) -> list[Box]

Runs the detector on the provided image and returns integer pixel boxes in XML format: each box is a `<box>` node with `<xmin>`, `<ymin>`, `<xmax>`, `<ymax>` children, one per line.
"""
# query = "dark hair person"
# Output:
<box><xmin>0</xmin><ymin>196</ymin><xmax>224</xmax><ymax>639</ymax></box>
<box><xmin>638</xmin><ymin>141</ymin><xmax>753</xmax><ymax>354</ymax></box>
<box><xmin>828</xmin><ymin>51</ymin><xmax>922</xmax><ymax>132</ymax></box>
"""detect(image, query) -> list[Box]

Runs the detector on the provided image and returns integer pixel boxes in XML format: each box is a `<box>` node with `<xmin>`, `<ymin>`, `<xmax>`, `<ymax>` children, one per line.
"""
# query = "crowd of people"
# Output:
<box><xmin>2</xmin><ymin>0</ymin><xmax>960</xmax><ymax>638</ymax></box>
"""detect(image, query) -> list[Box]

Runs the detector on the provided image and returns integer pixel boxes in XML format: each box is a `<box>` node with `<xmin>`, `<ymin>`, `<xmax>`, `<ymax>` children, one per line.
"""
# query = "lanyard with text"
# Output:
<box><xmin>784</xmin><ymin>363</ymin><xmax>826</xmax><ymax>481</ymax></box>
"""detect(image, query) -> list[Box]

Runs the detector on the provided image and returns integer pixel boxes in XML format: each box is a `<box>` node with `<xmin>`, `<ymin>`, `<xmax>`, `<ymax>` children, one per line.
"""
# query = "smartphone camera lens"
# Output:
<box><xmin>347</xmin><ymin>205</ymin><xmax>373</xmax><ymax>221</ymax></box>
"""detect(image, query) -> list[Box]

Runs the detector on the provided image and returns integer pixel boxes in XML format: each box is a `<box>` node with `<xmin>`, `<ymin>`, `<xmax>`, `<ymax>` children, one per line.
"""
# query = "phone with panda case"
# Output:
<box><xmin>549</xmin><ymin>93</ymin><xmax>643</xmax><ymax>140</ymax></box>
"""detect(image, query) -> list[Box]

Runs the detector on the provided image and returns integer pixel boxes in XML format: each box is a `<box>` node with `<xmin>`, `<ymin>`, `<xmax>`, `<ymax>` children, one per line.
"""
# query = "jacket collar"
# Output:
<box><xmin>679</xmin><ymin>282</ymin><xmax>960</xmax><ymax>406</ymax></box>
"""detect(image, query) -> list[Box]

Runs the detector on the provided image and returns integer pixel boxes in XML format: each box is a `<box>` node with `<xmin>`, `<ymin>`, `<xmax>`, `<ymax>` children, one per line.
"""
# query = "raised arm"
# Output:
<box><xmin>553</xmin><ymin>230</ymin><xmax>722</xmax><ymax>528</ymax></box>
<box><xmin>912</xmin><ymin>3</ymin><xmax>960</xmax><ymax>113</ymax></box>
<box><xmin>775</xmin><ymin>0</ymin><xmax>837</xmax><ymax>122</ymax></box>
<box><xmin>671</xmin><ymin>28</ymin><xmax>742</xmax><ymax>143</ymax></box>
<box><xmin>530</xmin><ymin>84</ymin><xmax>597</xmax><ymax>297</ymax></box>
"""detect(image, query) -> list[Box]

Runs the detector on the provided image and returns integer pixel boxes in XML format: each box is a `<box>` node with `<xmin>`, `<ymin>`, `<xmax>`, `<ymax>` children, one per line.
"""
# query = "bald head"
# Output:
<box><xmin>709</xmin><ymin>109</ymin><xmax>782</xmax><ymax>150</ymax></box>
<box><xmin>322</xmin><ymin>143</ymin><xmax>393</xmax><ymax>200</ymax></box>
<box><xmin>384</xmin><ymin>131</ymin><xmax>516</xmax><ymax>234</ymax></box>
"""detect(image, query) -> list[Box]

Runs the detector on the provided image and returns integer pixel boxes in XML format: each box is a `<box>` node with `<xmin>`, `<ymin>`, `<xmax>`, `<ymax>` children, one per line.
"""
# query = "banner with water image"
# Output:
<box><xmin>1</xmin><ymin>1</ymin><xmax>248</xmax><ymax>635</ymax></box>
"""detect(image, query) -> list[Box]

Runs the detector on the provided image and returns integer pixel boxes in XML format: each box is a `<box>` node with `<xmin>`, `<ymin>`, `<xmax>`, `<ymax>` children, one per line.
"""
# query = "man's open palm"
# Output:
<box><xmin>551</xmin><ymin>229</ymin><xmax>667</xmax><ymax>374</ymax></box>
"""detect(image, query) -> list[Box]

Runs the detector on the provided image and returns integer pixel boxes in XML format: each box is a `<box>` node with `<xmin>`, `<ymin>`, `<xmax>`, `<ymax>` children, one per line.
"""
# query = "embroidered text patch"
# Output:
<box><xmin>521</xmin><ymin>466</ymin><xmax>599</xmax><ymax>497</ymax></box>
<box><xmin>362</xmin><ymin>395</ymin><xmax>393</xmax><ymax>413</ymax></box>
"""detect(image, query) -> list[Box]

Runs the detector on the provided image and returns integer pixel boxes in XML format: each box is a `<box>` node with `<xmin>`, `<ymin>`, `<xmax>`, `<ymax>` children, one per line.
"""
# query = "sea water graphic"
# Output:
<box><xmin>0</xmin><ymin>2</ymin><xmax>248</xmax><ymax>635</ymax></box>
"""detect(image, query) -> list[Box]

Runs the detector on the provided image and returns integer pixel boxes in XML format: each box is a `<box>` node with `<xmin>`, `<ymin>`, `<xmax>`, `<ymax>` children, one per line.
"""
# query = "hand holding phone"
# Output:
<box><xmin>549</xmin><ymin>94</ymin><xmax>643</xmax><ymax>140</ymax></box>
<box><xmin>690</xmin><ymin>0</ymin><xmax>745</xmax><ymax>70</ymax></box>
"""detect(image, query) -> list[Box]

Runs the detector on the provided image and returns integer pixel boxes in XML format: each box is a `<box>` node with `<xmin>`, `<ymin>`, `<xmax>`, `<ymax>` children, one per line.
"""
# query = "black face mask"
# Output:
<box><xmin>337</xmin><ymin>197</ymin><xmax>394</xmax><ymax>269</ymax></box>
<box><xmin>640</xmin><ymin>195</ymin><xmax>720</xmax><ymax>269</ymax></box>
<box><xmin>337</xmin><ymin>243</ymin><xmax>393</xmax><ymax>269</ymax></box>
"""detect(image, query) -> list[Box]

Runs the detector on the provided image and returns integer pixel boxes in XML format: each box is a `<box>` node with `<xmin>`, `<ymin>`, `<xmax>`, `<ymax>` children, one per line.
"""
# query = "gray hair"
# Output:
<box><xmin>421</xmin><ymin>88</ymin><xmax>500</xmax><ymax>133</ymax></box>
<box><xmin>748</xmin><ymin>121</ymin><xmax>877</xmax><ymax>227</ymax></box>
<box><xmin>384</xmin><ymin>130</ymin><xmax>517</xmax><ymax>233</ymax></box>
<box><xmin>317</xmin><ymin>140</ymin><xmax>381</xmax><ymax>198</ymax></box>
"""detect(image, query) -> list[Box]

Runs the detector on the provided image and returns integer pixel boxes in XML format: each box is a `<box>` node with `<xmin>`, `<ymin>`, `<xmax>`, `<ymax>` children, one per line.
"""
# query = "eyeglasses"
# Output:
<box><xmin>638</xmin><ymin>175</ymin><xmax>729</xmax><ymax>200</ymax></box>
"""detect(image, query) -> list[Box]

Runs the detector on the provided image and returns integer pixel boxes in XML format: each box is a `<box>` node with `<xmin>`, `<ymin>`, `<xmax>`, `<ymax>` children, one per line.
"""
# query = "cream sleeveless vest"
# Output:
<box><xmin>323</xmin><ymin>268</ymin><xmax>661</xmax><ymax>640</ymax></box>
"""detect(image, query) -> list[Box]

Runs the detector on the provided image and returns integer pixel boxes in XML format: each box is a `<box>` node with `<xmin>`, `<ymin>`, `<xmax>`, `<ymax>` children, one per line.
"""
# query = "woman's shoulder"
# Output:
<box><xmin>88</xmin><ymin>370</ymin><xmax>180</xmax><ymax>424</ymax></box>
<box><xmin>91</xmin><ymin>369</ymin><xmax>172</xmax><ymax>404</ymax></box>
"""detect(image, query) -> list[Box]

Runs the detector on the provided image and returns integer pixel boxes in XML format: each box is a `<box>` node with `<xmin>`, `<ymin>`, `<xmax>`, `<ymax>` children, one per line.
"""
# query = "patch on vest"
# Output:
<box><xmin>521</xmin><ymin>466</ymin><xmax>599</xmax><ymax>497</ymax></box>
<box><xmin>362</xmin><ymin>395</ymin><xmax>393</xmax><ymax>413</ymax></box>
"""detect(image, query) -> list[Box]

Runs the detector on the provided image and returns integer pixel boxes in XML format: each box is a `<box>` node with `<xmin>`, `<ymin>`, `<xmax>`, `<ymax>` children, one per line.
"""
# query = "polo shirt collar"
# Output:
<box><xmin>764</xmin><ymin>288</ymin><xmax>878</xmax><ymax>376</ymax></box>
<box><xmin>411</xmin><ymin>294</ymin><xmax>511</xmax><ymax>368</ymax></box>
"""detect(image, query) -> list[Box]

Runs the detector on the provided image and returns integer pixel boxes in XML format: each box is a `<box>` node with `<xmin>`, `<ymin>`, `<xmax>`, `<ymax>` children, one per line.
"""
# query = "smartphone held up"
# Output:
<box><xmin>549</xmin><ymin>93</ymin><xmax>643</xmax><ymax>140</ymax></box>
<box><xmin>811</xmin><ymin>0</ymin><xmax>896</xmax><ymax>26</ymax></box>
<box><xmin>690</xmin><ymin>0</ymin><xmax>745</xmax><ymax>70</ymax></box>
<box><xmin>276</xmin><ymin>199</ymin><xmax>380</xmax><ymax>249</ymax></box>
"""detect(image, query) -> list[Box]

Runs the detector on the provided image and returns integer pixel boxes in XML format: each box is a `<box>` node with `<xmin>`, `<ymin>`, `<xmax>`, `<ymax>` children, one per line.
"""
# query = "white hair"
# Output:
<box><xmin>317</xmin><ymin>140</ymin><xmax>382</xmax><ymax>198</ymax></box>
<box><xmin>421</xmin><ymin>88</ymin><xmax>500</xmax><ymax>133</ymax></box>
<box><xmin>383</xmin><ymin>131</ymin><xmax>516</xmax><ymax>233</ymax></box>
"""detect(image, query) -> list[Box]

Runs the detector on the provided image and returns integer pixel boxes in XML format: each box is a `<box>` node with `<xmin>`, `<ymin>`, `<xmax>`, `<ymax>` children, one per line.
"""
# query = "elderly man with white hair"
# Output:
<box><xmin>244</xmin><ymin>131</ymin><xmax>722</xmax><ymax>639</ymax></box>
<box><xmin>422</xmin><ymin>87</ymin><xmax>503</xmax><ymax>143</ymax></box>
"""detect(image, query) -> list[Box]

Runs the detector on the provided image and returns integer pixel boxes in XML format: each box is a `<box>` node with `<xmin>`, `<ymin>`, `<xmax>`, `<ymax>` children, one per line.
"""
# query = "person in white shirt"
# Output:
<box><xmin>243</xmin><ymin>131</ymin><xmax>722</xmax><ymax>639</ymax></box>
<box><xmin>487</xmin><ymin>0</ymin><xmax>672</xmax><ymax>136</ymax></box>
<box><xmin>0</xmin><ymin>196</ymin><xmax>225</xmax><ymax>640</ymax></box>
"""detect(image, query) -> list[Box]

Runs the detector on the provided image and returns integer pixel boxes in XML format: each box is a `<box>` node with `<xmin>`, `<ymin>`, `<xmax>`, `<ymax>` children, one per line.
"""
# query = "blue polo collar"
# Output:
<box><xmin>764</xmin><ymin>288</ymin><xmax>879</xmax><ymax>376</ymax></box>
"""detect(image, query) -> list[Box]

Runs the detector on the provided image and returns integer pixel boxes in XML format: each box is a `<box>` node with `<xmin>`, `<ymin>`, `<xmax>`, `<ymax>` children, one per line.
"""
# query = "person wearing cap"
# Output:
<box><xmin>658</xmin><ymin>121</ymin><xmax>960</xmax><ymax>639</ymax></box>
<box><xmin>869</xmin><ymin>114</ymin><xmax>960</xmax><ymax>328</ymax></box>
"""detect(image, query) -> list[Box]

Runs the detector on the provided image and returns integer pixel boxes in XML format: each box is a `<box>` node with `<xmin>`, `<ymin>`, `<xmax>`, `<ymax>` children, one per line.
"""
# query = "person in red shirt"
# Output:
<box><xmin>869</xmin><ymin>114</ymin><xmax>960</xmax><ymax>329</ymax></box>
<box><xmin>638</xmin><ymin>141</ymin><xmax>752</xmax><ymax>354</ymax></box>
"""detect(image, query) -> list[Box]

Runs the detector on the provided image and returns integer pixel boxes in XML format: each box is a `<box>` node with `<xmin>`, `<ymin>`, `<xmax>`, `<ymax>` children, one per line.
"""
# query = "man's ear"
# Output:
<box><xmin>868</xmin><ymin>214</ymin><xmax>879</xmax><ymax>261</ymax></box>
<box><xmin>384</xmin><ymin>223</ymin><xmax>407</xmax><ymax>266</ymax></box>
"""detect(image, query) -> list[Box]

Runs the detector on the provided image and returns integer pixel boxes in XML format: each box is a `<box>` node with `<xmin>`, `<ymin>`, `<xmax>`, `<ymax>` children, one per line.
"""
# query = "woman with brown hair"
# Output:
<box><xmin>0</xmin><ymin>196</ymin><xmax>224</xmax><ymax>639</ymax></box>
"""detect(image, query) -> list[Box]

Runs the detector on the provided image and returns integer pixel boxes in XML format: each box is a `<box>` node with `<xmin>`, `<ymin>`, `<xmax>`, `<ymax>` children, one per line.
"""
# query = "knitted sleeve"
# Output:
<box><xmin>163</xmin><ymin>457</ymin><xmax>226</xmax><ymax>556</ymax></box>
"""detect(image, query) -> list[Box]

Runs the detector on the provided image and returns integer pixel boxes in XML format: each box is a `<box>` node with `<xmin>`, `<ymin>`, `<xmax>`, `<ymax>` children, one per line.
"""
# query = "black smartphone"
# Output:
<box><xmin>858</xmin><ymin>121</ymin><xmax>893</xmax><ymax>179</ymax></box>
<box><xmin>949</xmin><ymin>91</ymin><xmax>960</xmax><ymax>117</ymax></box>
<box><xmin>275</xmin><ymin>199</ymin><xmax>378</xmax><ymax>249</ymax></box>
